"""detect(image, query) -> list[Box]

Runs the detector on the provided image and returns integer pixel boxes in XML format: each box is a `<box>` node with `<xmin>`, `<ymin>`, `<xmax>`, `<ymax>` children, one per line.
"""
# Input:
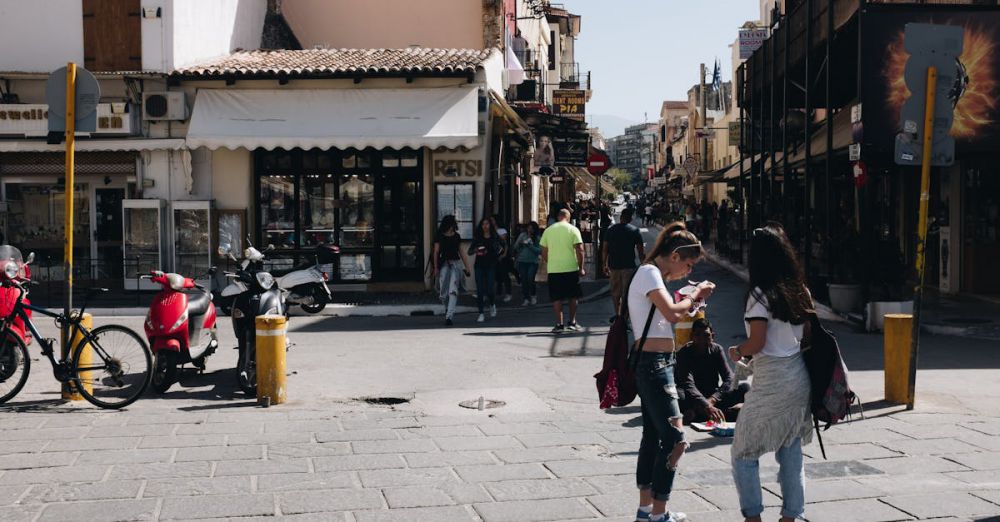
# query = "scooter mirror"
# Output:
<box><xmin>217</xmin><ymin>246</ymin><xmax>228</xmax><ymax>256</ymax></box>
<box><xmin>25</xmin><ymin>252</ymin><xmax>34</xmax><ymax>264</ymax></box>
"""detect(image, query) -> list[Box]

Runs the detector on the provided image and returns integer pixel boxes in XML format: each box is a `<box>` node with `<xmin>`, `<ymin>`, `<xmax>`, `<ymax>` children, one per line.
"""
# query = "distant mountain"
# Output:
<box><xmin>587</xmin><ymin>114</ymin><xmax>641</xmax><ymax>139</ymax></box>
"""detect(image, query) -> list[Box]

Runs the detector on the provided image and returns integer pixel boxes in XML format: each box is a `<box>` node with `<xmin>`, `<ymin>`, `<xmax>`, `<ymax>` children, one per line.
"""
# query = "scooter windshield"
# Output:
<box><xmin>0</xmin><ymin>245</ymin><xmax>23</xmax><ymax>265</ymax></box>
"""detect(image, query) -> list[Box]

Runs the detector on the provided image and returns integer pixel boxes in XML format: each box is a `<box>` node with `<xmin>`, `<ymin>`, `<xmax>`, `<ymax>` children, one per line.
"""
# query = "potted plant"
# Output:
<box><xmin>827</xmin><ymin>227</ymin><xmax>865</xmax><ymax>313</ymax></box>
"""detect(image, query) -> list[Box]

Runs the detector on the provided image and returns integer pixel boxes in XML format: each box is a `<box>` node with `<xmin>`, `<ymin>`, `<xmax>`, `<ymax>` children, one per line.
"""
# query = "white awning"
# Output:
<box><xmin>185</xmin><ymin>87</ymin><xmax>481</xmax><ymax>151</ymax></box>
<box><xmin>0</xmin><ymin>138</ymin><xmax>185</xmax><ymax>153</ymax></box>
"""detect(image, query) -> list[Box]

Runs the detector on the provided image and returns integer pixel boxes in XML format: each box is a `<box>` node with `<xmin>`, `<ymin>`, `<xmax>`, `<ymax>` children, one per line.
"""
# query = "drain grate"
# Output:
<box><xmin>360</xmin><ymin>397</ymin><xmax>411</xmax><ymax>406</ymax></box>
<box><xmin>459</xmin><ymin>398</ymin><xmax>506</xmax><ymax>410</ymax></box>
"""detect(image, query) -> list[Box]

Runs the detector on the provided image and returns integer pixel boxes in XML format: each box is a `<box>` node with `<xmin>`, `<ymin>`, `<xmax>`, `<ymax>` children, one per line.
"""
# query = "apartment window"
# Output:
<box><xmin>82</xmin><ymin>0</ymin><xmax>141</xmax><ymax>71</ymax></box>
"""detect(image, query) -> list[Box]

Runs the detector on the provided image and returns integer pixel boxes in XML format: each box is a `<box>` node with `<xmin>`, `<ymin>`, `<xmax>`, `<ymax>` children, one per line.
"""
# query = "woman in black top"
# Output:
<box><xmin>468</xmin><ymin>218</ymin><xmax>503</xmax><ymax>322</ymax></box>
<box><xmin>432</xmin><ymin>215</ymin><xmax>471</xmax><ymax>326</ymax></box>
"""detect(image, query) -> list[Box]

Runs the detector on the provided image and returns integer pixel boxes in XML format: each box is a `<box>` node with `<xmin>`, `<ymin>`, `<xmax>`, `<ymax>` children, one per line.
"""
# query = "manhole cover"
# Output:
<box><xmin>942</xmin><ymin>317</ymin><xmax>993</xmax><ymax>325</ymax></box>
<box><xmin>459</xmin><ymin>398</ymin><xmax>506</xmax><ymax>410</ymax></box>
<box><xmin>360</xmin><ymin>397</ymin><xmax>411</xmax><ymax>405</ymax></box>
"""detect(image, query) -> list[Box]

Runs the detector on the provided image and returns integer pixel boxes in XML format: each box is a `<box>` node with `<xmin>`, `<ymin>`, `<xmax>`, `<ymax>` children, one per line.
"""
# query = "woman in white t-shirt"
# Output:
<box><xmin>626</xmin><ymin>222</ymin><xmax>715</xmax><ymax>522</ymax></box>
<box><xmin>727</xmin><ymin>224</ymin><xmax>814</xmax><ymax>522</ymax></box>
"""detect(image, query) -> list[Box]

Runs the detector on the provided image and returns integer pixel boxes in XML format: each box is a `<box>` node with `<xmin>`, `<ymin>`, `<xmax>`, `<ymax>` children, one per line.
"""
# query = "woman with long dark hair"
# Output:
<box><xmin>627</xmin><ymin>222</ymin><xmax>715</xmax><ymax>522</ymax></box>
<box><xmin>512</xmin><ymin>221</ymin><xmax>542</xmax><ymax>305</ymax></box>
<box><xmin>728</xmin><ymin>224</ymin><xmax>814</xmax><ymax>522</ymax></box>
<box><xmin>468</xmin><ymin>217</ymin><xmax>503</xmax><ymax>322</ymax></box>
<box><xmin>432</xmin><ymin>215</ymin><xmax>471</xmax><ymax>326</ymax></box>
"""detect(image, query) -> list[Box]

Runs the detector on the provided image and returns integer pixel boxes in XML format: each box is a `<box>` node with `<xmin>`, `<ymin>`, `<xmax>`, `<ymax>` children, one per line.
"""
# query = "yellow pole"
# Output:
<box><xmin>62</xmin><ymin>313</ymin><xmax>92</xmax><ymax>401</ymax></box>
<box><xmin>61</xmin><ymin>62</ymin><xmax>77</xmax><ymax>399</ymax></box>
<box><xmin>255</xmin><ymin>314</ymin><xmax>287</xmax><ymax>406</ymax></box>
<box><xmin>907</xmin><ymin>66</ymin><xmax>937</xmax><ymax>410</ymax></box>
<box><xmin>883</xmin><ymin>313</ymin><xmax>912</xmax><ymax>404</ymax></box>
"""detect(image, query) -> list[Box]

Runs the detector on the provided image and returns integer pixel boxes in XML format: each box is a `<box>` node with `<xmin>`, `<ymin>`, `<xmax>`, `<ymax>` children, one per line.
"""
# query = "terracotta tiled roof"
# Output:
<box><xmin>173</xmin><ymin>48</ymin><xmax>494</xmax><ymax>77</ymax></box>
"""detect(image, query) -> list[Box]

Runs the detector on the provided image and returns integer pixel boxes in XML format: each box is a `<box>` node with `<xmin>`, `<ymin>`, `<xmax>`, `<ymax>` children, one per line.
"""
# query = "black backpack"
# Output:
<box><xmin>801</xmin><ymin>313</ymin><xmax>863</xmax><ymax>459</ymax></box>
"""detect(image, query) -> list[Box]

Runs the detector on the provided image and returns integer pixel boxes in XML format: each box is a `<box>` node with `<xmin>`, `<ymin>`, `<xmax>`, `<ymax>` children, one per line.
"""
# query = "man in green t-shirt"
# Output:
<box><xmin>540</xmin><ymin>209</ymin><xmax>585</xmax><ymax>333</ymax></box>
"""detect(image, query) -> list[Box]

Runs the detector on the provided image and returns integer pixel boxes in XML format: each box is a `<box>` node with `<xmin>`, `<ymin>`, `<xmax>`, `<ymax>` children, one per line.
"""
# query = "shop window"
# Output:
<box><xmin>382</xmin><ymin>153</ymin><xmax>400</xmax><ymax>168</ymax></box>
<box><xmin>436</xmin><ymin>183</ymin><xmax>475</xmax><ymax>238</ymax></box>
<box><xmin>260</xmin><ymin>174</ymin><xmax>297</xmax><ymax>249</ymax></box>
<box><xmin>401</xmin><ymin>151</ymin><xmax>420</xmax><ymax>167</ymax></box>
<box><xmin>339</xmin><ymin>173</ymin><xmax>375</xmax><ymax>248</ymax></box>
<box><xmin>301</xmin><ymin>174</ymin><xmax>336</xmax><ymax>247</ymax></box>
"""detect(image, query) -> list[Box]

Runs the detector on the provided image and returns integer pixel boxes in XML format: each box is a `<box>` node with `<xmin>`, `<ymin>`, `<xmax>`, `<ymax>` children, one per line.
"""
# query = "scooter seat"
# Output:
<box><xmin>185</xmin><ymin>291</ymin><xmax>212</xmax><ymax>316</ymax></box>
<box><xmin>270</xmin><ymin>263</ymin><xmax>312</xmax><ymax>278</ymax></box>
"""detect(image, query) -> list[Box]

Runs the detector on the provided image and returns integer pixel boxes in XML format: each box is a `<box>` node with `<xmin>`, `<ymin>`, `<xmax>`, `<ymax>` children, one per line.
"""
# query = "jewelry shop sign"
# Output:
<box><xmin>738</xmin><ymin>28</ymin><xmax>769</xmax><ymax>59</ymax></box>
<box><xmin>0</xmin><ymin>103</ymin><xmax>135</xmax><ymax>137</ymax></box>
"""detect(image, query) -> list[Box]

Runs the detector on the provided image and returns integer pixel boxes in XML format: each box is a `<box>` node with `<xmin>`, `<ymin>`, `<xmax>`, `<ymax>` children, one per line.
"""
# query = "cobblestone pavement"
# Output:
<box><xmin>0</xmin><ymin>231</ymin><xmax>998</xmax><ymax>521</ymax></box>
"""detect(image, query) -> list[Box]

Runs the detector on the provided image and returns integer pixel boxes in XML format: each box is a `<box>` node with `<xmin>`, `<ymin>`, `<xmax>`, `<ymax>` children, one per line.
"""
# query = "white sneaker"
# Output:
<box><xmin>530</xmin><ymin>296</ymin><xmax>537</xmax><ymax>305</ymax></box>
<box><xmin>477</xmin><ymin>313</ymin><xmax>485</xmax><ymax>323</ymax></box>
<box><xmin>522</xmin><ymin>299</ymin><xmax>530</xmax><ymax>306</ymax></box>
<box><xmin>489</xmin><ymin>305</ymin><xmax>497</xmax><ymax>318</ymax></box>
<box><xmin>502</xmin><ymin>294</ymin><xmax>512</xmax><ymax>303</ymax></box>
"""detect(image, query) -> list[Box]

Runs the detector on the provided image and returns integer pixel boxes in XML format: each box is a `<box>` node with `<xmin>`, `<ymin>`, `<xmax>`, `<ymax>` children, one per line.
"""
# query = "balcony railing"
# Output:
<box><xmin>558</xmin><ymin>63</ymin><xmax>591</xmax><ymax>90</ymax></box>
<box><xmin>513</xmin><ymin>48</ymin><xmax>543</xmax><ymax>74</ymax></box>
<box><xmin>508</xmin><ymin>79</ymin><xmax>545</xmax><ymax>105</ymax></box>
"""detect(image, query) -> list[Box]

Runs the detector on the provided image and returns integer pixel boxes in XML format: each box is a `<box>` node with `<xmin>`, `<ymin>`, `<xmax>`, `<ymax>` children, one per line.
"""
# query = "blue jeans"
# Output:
<box><xmin>635</xmin><ymin>352</ymin><xmax>685</xmax><ymax>502</ymax></box>
<box><xmin>517</xmin><ymin>262</ymin><xmax>538</xmax><ymax>299</ymax></box>
<box><xmin>732</xmin><ymin>437</ymin><xmax>805</xmax><ymax>519</ymax></box>
<box><xmin>474</xmin><ymin>264</ymin><xmax>496</xmax><ymax>313</ymax></box>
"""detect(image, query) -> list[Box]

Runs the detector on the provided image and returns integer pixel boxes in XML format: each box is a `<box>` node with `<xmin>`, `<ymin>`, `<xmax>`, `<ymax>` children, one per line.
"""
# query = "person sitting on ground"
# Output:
<box><xmin>674</xmin><ymin>318</ymin><xmax>750</xmax><ymax>424</ymax></box>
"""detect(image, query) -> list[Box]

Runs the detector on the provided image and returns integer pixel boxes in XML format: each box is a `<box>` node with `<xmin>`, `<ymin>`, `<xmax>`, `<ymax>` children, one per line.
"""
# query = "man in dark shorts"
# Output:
<box><xmin>540</xmin><ymin>209</ymin><xmax>584</xmax><ymax>333</ymax></box>
<box><xmin>601</xmin><ymin>208</ymin><xmax>645</xmax><ymax>320</ymax></box>
<box><xmin>674</xmin><ymin>318</ymin><xmax>750</xmax><ymax>423</ymax></box>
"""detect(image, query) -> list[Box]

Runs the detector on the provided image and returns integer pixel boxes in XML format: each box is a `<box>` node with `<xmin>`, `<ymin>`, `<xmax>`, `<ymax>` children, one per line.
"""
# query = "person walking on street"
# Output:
<box><xmin>540</xmin><ymin>209</ymin><xmax>585</xmax><ymax>333</ymax></box>
<box><xmin>602</xmin><ymin>208</ymin><xmax>645</xmax><ymax>320</ymax></box>
<box><xmin>432</xmin><ymin>215</ymin><xmax>471</xmax><ymax>326</ymax></box>
<box><xmin>628</xmin><ymin>222</ymin><xmax>715</xmax><ymax>522</ymax></box>
<box><xmin>469</xmin><ymin>218</ymin><xmax>503</xmax><ymax>323</ymax></box>
<box><xmin>491</xmin><ymin>215</ymin><xmax>515</xmax><ymax>303</ymax></box>
<box><xmin>728</xmin><ymin>224</ymin><xmax>815</xmax><ymax>522</ymax></box>
<box><xmin>513</xmin><ymin>221</ymin><xmax>542</xmax><ymax>306</ymax></box>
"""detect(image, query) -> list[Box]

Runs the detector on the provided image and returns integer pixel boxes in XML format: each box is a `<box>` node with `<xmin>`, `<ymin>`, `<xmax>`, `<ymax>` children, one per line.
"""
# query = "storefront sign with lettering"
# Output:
<box><xmin>432</xmin><ymin>154</ymin><xmax>484</xmax><ymax>178</ymax></box>
<box><xmin>0</xmin><ymin>103</ymin><xmax>134</xmax><ymax>137</ymax></box>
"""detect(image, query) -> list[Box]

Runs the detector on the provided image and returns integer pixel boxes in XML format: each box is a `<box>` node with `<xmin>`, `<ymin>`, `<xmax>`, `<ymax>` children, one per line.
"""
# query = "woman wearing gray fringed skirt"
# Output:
<box><xmin>728</xmin><ymin>225</ymin><xmax>814</xmax><ymax>522</ymax></box>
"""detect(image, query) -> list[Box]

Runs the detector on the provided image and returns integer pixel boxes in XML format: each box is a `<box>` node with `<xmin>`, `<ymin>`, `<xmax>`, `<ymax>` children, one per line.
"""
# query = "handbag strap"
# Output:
<box><xmin>635</xmin><ymin>303</ymin><xmax>657</xmax><ymax>356</ymax></box>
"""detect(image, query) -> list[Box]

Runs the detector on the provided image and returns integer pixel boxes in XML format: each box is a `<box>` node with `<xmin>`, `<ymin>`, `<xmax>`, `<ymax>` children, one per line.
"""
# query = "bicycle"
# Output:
<box><xmin>0</xmin><ymin>280</ymin><xmax>153</xmax><ymax>409</ymax></box>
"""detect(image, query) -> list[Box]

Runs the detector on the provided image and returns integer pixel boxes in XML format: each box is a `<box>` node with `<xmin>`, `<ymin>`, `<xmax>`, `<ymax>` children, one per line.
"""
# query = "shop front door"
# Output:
<box><xmin>95</xmin><ymin>188</ymin><xmax>125</xmax><ymax>283</ymax></box>
<box><xmin>375</xmin><ymin>172</ymin><xmax>423</xmax><ymax>281</ymax></box>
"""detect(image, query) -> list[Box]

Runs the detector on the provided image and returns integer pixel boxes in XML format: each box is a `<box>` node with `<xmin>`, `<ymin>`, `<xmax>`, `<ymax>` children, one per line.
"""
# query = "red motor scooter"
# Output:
<box><xmin>0</xmin><ymin>246</ymin><xmax>33</xmax><ymax>346</ymax></box>
<box><xmin>143</xmin><ymin>270</ymin><xmax>218</xmax><ymax>393</ymax></box>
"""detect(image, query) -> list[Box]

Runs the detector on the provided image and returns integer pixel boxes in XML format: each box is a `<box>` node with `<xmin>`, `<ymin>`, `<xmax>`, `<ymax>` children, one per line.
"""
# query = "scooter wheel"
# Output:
<box><xmin>151</xmin><ymin>351</ymin><xmax>178</xmax><ymax>394</ymax></box>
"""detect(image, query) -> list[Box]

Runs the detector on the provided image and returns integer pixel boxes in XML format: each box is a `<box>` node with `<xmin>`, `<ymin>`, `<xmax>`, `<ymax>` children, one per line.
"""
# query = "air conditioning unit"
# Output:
<box><xmin>142</xmin><ymin>92</ymin><xmax>188</xmax><ymax>121</ymax></box>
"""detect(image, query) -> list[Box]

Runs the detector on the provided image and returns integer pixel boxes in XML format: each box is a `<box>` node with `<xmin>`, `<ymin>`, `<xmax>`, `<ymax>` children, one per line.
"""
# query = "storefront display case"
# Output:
<box><xmin>172</xmin><ymin>201</ymin><xmax>212</xmax><ymax>283</ymax></box>
<box><xmin>123</xmin><ymin>199</ymin><xmax>165</xmax><ymax>290</ymax></box>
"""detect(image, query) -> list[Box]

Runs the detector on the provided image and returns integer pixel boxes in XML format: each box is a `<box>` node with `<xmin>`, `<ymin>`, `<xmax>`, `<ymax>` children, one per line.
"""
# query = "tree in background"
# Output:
<box><xmin>606</xmin><ymin>168</ymin><xmax>632</xmax><ymax>193</ymax></box>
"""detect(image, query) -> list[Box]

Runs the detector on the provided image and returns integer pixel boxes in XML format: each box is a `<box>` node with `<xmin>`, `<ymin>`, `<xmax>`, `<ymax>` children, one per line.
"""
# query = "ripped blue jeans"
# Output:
<box><xmin>635</xmin><ymin>351</ymin><xmax>685</xmax><ymax>501</ymax></box>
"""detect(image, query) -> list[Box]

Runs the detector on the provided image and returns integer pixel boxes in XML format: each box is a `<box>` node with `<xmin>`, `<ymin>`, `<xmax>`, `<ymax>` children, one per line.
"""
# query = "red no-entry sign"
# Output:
<box><xmin>587</xmin><ymin>151</ymin><xmax>611</xmax><ymax>175</ymax></box>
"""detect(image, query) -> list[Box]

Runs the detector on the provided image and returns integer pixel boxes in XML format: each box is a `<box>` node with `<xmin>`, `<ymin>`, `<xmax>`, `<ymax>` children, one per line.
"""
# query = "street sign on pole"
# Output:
<box><xmin>46</xmin><ymin>66</ymin><xmax>100</xmax><ymax>134</ymax></box>
<box><xmin>587</xmin><ymin>151</ymin><xmax>610</xmax><ymax>176</ymax></box>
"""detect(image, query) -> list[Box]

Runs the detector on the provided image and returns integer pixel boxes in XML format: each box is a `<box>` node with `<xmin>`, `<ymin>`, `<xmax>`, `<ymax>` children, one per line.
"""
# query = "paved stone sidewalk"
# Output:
<box><xmin>1</xmin><ymin>399</ymin><xmax>999</xmax><ymax>521</ymax></box>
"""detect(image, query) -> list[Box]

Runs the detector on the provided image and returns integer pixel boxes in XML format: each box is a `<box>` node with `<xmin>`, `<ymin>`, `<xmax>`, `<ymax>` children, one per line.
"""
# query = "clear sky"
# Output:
<box><xmin>568</xmin><ymin>0</ymin><xmax>761</xmax><ymax>136</ymax></box>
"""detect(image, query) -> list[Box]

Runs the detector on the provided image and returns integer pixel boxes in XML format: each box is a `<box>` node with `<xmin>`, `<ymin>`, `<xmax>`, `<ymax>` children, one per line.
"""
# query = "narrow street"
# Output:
<box><xmin>1</xmin><ymin>224</ymin><xmax>997</xmax><ymax>521</ymax></box>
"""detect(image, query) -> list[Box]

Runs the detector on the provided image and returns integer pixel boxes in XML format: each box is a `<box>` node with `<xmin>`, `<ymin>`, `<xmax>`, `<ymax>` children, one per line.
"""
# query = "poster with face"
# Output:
<box><xmin>862</xmin><ymin>7</ymin><xmax>1000</xmax><ymax>164</ymax></box>
<box><xmin>532</xmin><ymin>134</ymin><xmax>555</xmax><ymax>174</ymax></box>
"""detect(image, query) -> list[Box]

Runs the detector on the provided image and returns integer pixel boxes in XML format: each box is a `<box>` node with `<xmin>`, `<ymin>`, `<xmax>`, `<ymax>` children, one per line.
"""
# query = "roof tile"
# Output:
<box><xmin>174</xmin><ymin>48</ymin><xmax>493</xmax><ymax>77</ymax></box>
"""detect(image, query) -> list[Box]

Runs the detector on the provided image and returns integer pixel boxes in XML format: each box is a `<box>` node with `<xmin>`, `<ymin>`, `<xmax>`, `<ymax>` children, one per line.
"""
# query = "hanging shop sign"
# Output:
<box><xmin>728</xmin><ymin>121</ymin><xmax>742</xmax><ymax>147</ymax></box>
<box><xmin>553</xmin><ymin>134</ymin><xmax>588</xmax><ymax>167</ymax></box>
<box><xmin>738</xmin><ymin>27</ymin><xmax>769</xmax><ymax>59</ymax></box>
<box><xmin>552</xmin><ymin>89</ymin><xmax>586</xmax><ymax>122</ymax></box>
<box><xmin>0</xmin><ymin>103</ymin><xmax>134</xmax><ymax>137</ymax></box>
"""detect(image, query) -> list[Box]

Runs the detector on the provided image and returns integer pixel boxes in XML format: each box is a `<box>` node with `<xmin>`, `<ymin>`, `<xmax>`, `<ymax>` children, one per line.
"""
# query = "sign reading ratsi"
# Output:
<box><xmin>552</xmin><ymin>90</ymin><xmax>586</xmax><ymax>121</ymax></box>
<box><xmin>433</xmin><ymin>158</ymin><xmax>484</xmax><ymax>178</ymax></box>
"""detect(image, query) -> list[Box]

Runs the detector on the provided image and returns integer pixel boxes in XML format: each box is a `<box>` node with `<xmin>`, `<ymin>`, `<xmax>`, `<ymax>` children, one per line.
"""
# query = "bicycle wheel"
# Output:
<box><xmin>0</xmin><ymin>331</ymin><xmax>30</xmax><ymax>405</ymax></box>
<box><xmin>72</xmin><ymin>325</ymin><xmax>152</xmax><ymax>409</ymax></box>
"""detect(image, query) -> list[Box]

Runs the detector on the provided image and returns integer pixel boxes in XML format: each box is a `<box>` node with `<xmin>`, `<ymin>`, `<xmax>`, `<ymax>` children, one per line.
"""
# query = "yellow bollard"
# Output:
<box><xmin>674</xmin><ymin>309</ymin><xmax>705</xmax><ymax>347</ymax></box>
<box><xmin>255</xmin><ymin>314</ymin><xmax>287</xmax><ymax>406</ymax></box>
<box><xmin>884</xmin><ymin>313</ymin><xmax>913</xmax><ymax>405</ymax></box>
<box><xmin>62</xmin><ymin>313</ymin><xmax>93</xmax><ymax>401</ymax></box>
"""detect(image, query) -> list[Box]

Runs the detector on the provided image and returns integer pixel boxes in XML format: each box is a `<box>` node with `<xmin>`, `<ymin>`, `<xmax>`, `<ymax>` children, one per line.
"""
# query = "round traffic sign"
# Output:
<box><xmin>46</xmin><ymin>65</ymin><xmax>101</xmax><ymax>133</ymax></box>
<box><xmin>587</xmin><ymin>151</ymin><xmax>611</xmax><ymax>176</ymax></box>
